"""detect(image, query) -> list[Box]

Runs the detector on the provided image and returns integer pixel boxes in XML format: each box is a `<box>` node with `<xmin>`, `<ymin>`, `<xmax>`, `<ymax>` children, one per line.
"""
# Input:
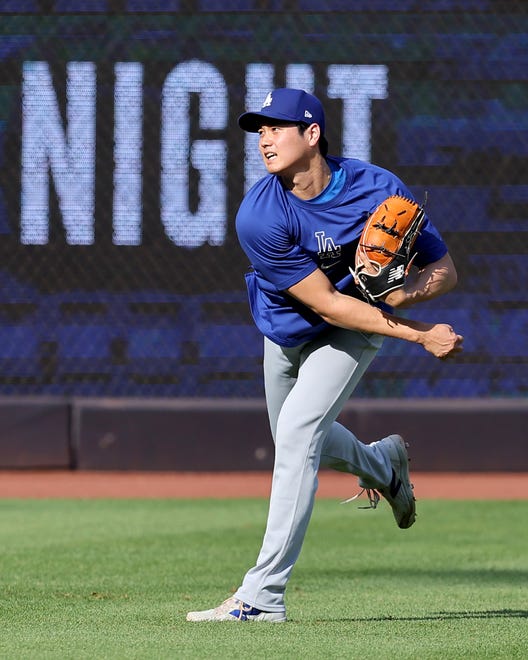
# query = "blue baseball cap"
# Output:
<box><xmin>238</xmin><ymin>88</ymin><xmax>326</xmax><ymax>134</ymax></box>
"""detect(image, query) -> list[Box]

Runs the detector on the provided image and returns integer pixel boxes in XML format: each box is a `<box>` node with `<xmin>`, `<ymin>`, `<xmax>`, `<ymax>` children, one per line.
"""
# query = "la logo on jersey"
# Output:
<box><xmin>315</xmin><ymin>231</ymin><xmax>341</xmax><ymax>269</ymax></box>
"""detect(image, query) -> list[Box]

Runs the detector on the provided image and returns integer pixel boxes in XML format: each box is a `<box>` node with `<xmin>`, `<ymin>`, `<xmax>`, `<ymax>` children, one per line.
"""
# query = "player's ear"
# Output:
<box><xmin>306</xmin><ymin>123</ymin><xmax>321</xmax><ymax>147</ymax></box>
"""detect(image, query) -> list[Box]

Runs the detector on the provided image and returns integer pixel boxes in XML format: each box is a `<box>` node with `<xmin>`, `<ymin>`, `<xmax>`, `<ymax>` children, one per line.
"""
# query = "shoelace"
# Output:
<box><xmin>214</xmin><ymin>597</ymin><xmax>254</xmax><ymax>620</ymax></box>
<box><xmin>341</xmin><ymin>487</ymin><xmax>381</xmax><ymax>510</ymax></box>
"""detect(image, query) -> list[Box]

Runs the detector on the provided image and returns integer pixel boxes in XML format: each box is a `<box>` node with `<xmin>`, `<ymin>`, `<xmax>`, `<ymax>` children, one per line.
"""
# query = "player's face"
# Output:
<box><xmin>257</xmin><ymin>123</ymin><xmax>311</xmax><ymax>176</ymax></box>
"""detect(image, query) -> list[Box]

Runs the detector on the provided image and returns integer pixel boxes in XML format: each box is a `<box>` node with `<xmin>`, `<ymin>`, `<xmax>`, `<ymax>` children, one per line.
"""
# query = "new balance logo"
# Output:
<box><xmin>387</xmin><ymin>264</ymin><xmax>405</xmax><ymax>283</ymax></box>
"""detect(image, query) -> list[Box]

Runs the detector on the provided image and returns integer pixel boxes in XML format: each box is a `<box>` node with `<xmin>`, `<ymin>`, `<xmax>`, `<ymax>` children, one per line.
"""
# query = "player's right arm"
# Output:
<box><xmin>286</xmin><ymin>268</ymin><xmax>463</xmax><ymax>360</ymax></box>
<box><xmin>382</xmin><ymin>252</ymin><xmax>458</xmax><ymax>308</ymax></box>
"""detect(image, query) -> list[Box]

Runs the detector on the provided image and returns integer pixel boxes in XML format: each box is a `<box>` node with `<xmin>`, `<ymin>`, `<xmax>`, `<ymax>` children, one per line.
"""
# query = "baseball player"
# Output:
<box><xmin>187</xmin><ymin>88</ymin><xmax>463</xmax><ymax>623</ymax></box>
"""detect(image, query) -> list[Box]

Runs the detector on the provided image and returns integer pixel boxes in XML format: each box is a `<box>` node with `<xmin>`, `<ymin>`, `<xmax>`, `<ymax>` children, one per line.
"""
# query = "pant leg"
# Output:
<box><xmin>262</xmin><ymin>334</ymin><xmax>302</xmax><ymax>445</ymax></box>
<box><xmin>319</xmin><ymin>421</ymin><xmax>391</xmax><ymax>484</ymax></box>
<box><xmin>234</xmin><ymin>327</ymin><xmax>391</xmax><ymax>612</ymax></box>
<box><xmin>263</xmin><ymin>330</ymin><xmax>391</xmax><ymax>482</ymax></box>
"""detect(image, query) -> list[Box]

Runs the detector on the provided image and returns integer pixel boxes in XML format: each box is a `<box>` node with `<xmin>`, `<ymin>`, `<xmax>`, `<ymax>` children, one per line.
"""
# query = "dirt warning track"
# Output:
<box><xmin>0</xmin><ymin>471</ymin><xmax>526</xmax><ymax>499</ymax></box>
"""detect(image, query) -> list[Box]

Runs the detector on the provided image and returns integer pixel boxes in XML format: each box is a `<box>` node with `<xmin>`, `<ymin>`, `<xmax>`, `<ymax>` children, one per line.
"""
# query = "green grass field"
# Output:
<box><xmin>1</xmin><ymin>497</ymin><xmax>527</xmax><ymax>659</ymax></box>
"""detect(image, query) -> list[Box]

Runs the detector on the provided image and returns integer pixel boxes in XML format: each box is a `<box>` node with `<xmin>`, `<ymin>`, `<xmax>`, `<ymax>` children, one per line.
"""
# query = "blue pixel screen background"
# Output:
<box><xmin>0</xmin><ymin>1</ymin><xmax>526</xmax><ymax>398</ymax></box>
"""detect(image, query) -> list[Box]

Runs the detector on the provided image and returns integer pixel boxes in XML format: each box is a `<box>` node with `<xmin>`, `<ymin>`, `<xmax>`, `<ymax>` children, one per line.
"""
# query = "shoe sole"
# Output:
<box><xmin>186</xmin><ymin>613</ymin><xmax>286</xmax><ymax>622</ymax></box>
<box><xmin>186</xmin><ymin>609</ymin><xmax>286</xmax><ymax>622</ymax></box>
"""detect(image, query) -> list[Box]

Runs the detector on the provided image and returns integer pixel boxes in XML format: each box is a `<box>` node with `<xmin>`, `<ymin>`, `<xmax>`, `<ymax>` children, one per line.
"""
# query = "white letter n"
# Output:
<box><xmin>21</xmin><ymin>61</ymin><xmax>96</xmax><ymax>245</ymax></box>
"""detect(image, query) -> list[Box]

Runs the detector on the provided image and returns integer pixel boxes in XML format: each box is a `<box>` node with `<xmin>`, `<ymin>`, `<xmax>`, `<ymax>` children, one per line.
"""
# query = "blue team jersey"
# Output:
<box><xmin>235</xmin><ymin>156</ymin><xmax>447</xmax><ymax>347</ymax></box>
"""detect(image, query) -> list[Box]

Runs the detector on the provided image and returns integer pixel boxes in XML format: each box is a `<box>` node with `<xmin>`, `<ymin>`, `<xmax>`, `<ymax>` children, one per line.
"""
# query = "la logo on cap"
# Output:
<box><xmin>262</xmin><ymin>92</ymin><xmax>273</xmax><ymax>108</ymax></box>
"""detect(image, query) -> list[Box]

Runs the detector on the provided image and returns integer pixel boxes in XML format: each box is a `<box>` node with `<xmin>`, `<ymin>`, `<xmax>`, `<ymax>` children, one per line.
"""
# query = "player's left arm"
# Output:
<box><xmin>383</xmin><ymin>252</ymin><xmax>458</xmax><ymax>308</ymax></box>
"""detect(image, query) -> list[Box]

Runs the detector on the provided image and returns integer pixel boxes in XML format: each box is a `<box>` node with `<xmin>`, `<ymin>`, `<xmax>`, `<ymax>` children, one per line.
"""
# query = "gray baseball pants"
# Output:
<box><xmin>234</xmin><ymin>326</ymin><xmax>394</xmax><ymax>612</ymax></box>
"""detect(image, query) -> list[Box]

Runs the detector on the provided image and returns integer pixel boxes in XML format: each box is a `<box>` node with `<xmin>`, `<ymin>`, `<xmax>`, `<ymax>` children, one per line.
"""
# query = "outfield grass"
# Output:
<box><xmin>0</xmin><ymin>497</ymin><xmax>526</xmax><ymax>659</ymax></box>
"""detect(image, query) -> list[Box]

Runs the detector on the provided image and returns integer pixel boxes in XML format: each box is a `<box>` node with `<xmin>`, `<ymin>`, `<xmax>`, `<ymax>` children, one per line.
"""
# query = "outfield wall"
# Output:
<box><xmin>0</xmin><ymin>397</ymin><xmax>526</xmax><ymax>472</ymax></box>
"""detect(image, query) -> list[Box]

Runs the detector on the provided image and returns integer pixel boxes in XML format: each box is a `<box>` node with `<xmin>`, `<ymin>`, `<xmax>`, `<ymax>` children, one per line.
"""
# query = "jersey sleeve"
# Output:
<box><xmin>235</xmin><ymin>180</ymin><xmax>318</xmax><ymax>291</ymax></box>
<box><xmin>412</xmin><ymin>218</ymin><xmax>448</xmax><ymax>267</ymax></box>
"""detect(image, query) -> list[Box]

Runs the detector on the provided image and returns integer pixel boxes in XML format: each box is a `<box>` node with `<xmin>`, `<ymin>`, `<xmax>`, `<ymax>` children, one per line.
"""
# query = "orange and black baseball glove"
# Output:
<box><xmin>351</xmin><ymin>195</ymin><xmax>425</xmax><ymax>303</ymax></box>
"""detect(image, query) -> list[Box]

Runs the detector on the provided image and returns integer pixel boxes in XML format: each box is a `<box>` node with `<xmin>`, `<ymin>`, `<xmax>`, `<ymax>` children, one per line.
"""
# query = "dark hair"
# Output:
<box><xmin>297</xmin><ymin>122</ymin><xmax>329</xmax><ymax>157</ymax></box>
